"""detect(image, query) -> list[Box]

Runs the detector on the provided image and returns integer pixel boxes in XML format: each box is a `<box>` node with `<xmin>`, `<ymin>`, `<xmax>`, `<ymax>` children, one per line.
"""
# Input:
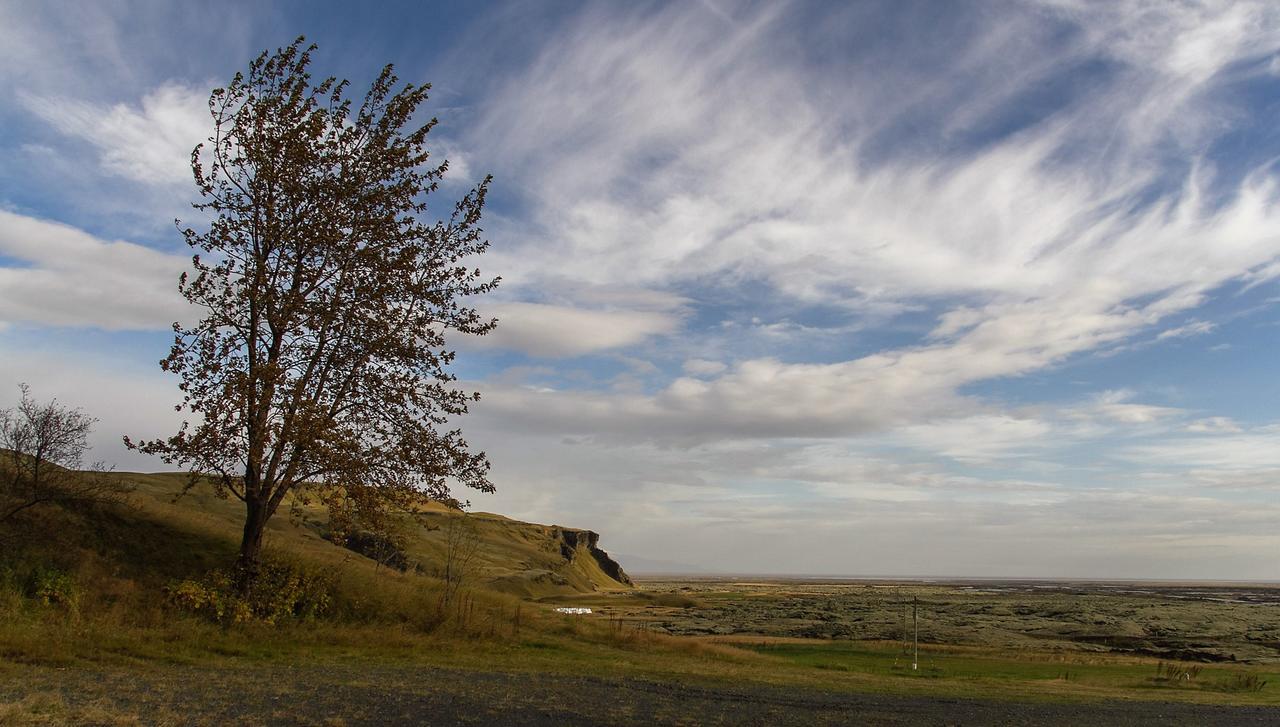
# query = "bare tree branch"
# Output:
<box><xmin>1</xmin><ymin>384</ymin><xmax>130</xmax><ymax>527</ymax></box>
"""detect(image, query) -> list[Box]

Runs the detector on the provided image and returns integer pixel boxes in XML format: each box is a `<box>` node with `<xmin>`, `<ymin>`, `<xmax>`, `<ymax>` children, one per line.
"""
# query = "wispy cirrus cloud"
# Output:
<box><xmin>455</xmin><ymin>1</ymin><xmax>1280</xmax><ymax>444</ymax></box>
<box><xmin>468</xmin><ymin>301</ymin><xmax>684</xmax><ymax>358</ymax></box>
<box><xmin>18</xmin><ymin>84</ymin><xmax>209</xmax><ymax>188</ymax></box>
<box><xmin>1157</xmin><ymin>320</ymin><xmax>1218</xmax><ymax>340</ymax></box>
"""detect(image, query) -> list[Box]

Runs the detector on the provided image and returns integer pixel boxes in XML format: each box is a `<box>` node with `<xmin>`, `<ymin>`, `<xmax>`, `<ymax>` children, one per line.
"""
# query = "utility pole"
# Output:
<box><xmin>912</xmin><ymin>595</ymin><xmax>919</xmax><ymax>671</ymax></box>
<box><xmin>901</xmin><ymin>596</ymin><xmax>908</xmax><ymax>656</ymax></box>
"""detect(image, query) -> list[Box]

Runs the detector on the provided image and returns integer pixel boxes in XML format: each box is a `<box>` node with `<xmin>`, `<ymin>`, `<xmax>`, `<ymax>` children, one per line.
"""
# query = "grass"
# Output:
<box><xmin>739</xmin><ymin>640</ymin><xmax>1279</xmax><ymax>698</ymax></box>
<box><xmin>5</xmin><ymin>594</ymin><xmax>1278</xmax><ymax>709</ymax></box>
<box><xmin>0</xmin><ymin>692</ymin><xmax>157</xmax><ymax>727</ymax></box>
<box><xmin>2</xmin><ymin>470</ymin><xmax>1279</xmax><ymax>716</ymax></box>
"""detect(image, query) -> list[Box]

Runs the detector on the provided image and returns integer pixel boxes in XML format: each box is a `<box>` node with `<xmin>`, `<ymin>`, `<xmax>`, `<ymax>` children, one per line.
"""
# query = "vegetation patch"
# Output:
<box><xmin>333</xmin><ymin>530</ymin><xmax>410</xmax><ymax>573</ymax></box>
<box><xmin>166</xmin><ymin>558</ymin><xmax>332</xmax><ymax>625</ymax></box>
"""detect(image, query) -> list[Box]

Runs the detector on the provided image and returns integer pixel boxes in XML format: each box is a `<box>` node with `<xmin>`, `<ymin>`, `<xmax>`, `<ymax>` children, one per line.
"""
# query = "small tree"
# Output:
<box><xmin>128</xmin><ymin>38</ymin><xmax>499</xmax><ymax>588</ymax></box>
<box><xmin>439</xmin><ymin>512</ymin><xmax>481</xmax><ymax>609</ymax></box>
<box><xmin>1</xmin><ymin>384</ymin><xmax>126</xmax><ymax>524</ymax></box>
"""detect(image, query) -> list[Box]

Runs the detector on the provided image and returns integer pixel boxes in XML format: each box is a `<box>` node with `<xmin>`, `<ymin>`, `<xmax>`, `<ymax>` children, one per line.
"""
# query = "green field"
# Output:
<box><xmin>746</xmin><ymin>640</ymin><xmax>1276</xmax><ymax>697</ymax></box>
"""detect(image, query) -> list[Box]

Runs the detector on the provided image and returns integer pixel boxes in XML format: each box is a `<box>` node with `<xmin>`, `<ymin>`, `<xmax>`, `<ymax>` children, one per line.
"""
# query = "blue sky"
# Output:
<box><xmin>3</xmin><ymin>0</ymin><xmax>1280</xmax><ymax>578</ymax></box>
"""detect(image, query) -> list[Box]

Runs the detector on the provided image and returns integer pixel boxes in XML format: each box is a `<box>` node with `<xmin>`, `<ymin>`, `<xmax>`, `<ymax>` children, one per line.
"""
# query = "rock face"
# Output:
<box><xmin>393</xmin><ymin>507</ymin><xmax>637</xmax><ymax>597</ymax></box>
<box><xmin>554</xmin><ymin>527</ymin><xmax>633</xmax><ymax>586</ymax></box>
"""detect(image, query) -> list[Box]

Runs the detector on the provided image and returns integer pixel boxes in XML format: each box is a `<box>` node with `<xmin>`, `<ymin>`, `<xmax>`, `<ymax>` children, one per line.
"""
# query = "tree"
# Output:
<box><xmin>438</xmin><ymin>512</ymin><xmax>481</xmax><ymax>609</ymax></box>
<box><xmin>1</xmin><ymin>384</ymin><xmax>127</xmax><ymax>525</ymax></box>
<box><xmin>127</xmin><ymin>38</ymin><xmax>499</xmax><ymax>588</ymax></box>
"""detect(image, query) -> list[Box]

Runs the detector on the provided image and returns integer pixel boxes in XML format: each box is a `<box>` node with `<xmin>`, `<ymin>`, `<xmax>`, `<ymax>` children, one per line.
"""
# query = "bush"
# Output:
<box><xmin>26</xmin><ymin>566</ymin><xmax>77</xmax><ymax>609</ymax></box>
<box><xmin>166</xmin><ymin>557</ymin><xmax>331</xmax><ymax>626</ymax></box>
<box><xmin>166</xmin><ymin>570</ymin><xmax>252</xmax><ymax>625</ymax></box>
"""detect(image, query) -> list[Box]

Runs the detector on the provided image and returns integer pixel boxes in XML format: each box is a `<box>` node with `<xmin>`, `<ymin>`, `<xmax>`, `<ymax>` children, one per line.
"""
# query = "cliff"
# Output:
<box><xmin>554</xmin><ymin>527</ymin><xmax>633</xmax><ymax>586</ymax></box>
<box><xmin>394</xmin><ymin>509</ymin><xmax>634</xmax><ymax>598</ymax></box>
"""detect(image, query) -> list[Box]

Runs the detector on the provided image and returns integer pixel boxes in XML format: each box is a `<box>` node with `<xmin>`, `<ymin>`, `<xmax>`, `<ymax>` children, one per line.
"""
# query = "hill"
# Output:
<box><xmin>105</xmin><ymin>470</ymin><xmax>632</xmax><ymax>598</ymax></box>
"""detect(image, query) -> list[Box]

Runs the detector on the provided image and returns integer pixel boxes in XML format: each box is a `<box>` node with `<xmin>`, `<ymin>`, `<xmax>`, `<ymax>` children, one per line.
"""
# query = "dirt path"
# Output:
<box><xmin>4</xmin><ymin>663</ymin><xmax>1278</xmax><ymax>726</ymax></box>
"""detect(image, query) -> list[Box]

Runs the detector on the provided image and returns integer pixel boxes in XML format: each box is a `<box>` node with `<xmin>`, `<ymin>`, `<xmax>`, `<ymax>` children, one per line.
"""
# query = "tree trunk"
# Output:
<box><xmin>236</xmin><ymin>495</ymin><xmax>269</xmax><ymax>594</ymax></box>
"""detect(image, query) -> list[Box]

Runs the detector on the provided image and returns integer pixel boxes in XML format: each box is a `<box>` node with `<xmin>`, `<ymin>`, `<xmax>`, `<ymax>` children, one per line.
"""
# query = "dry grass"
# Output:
<box><xmin>0</xmin><ymin>692</ymin><xmax>162</xmax><ymax>726</ymax></box>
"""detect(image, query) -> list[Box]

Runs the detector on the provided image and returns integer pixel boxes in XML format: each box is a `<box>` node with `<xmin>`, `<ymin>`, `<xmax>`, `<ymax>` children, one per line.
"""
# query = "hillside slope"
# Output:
<box><xmin>113</xmin><ymin>471</ymin><xmax>632</xmax><ymax>598</ymax></box>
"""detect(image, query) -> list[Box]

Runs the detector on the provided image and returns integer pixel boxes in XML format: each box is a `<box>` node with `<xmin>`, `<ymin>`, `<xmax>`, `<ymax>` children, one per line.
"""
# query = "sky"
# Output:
<box><xmin>3</xmin><ymin>0</ymin><xmax>1280</xmax><ymax>579</ymax></box>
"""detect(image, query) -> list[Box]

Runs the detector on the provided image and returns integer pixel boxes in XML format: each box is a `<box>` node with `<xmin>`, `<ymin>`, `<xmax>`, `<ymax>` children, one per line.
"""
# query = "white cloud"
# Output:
<box><xmin>472</xmin><ymin>357</ymin><xmax>957</xmax><ymax>444</ymax></box>
<box><xmin>1185</xmin><ymin>416</ymin><xmax>1243</xmax><ymax>433</ymax></box>
<box><xmin>1075</xmin><ymin>389</ymin><xmax>1183</xmax><ymax>425</ymax></box>
<box><xmin>1185</xmin><ymin>467</ymin><xmax>1280</xmax><ymax>490</ymax></box>
<box><xmin>468</xmin><ymin>301</ymin><xmax>682</xmax><ymax>357</ymax></box>
<box><xmin>19</xmin><ymin>83</ymin><xmax>208</xmax><ymax>187</ymax></box>
<box><xmin>683</xmin><ymin>358</ymin><xmax>727</xmax><ymax>376</ymax></box>
<box><xmin>1157</xmin><ymin>319</ymin><xmax>1217</xmax><ymax>340</ymax></box>
<box><xmin>891</xmin><ymin>415</ymin><xmax>1056</xmax><ymax>464</ymax></box>
<box><xmin>1124</xmin><ymin>426</ymin><xmax>1280</xmax><ymax>469</ymax></box>
<box><xmin>0</xmin><ymin>210</ymin><xmax>187</xmax><ymax>329</ymax></box>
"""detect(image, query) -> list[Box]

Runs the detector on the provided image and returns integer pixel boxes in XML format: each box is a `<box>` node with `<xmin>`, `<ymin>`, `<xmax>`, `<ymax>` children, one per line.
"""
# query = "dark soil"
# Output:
<box><xmin>4</xmin><ymin>663</ymin><xmax>1278</xmax><ymax>726</ymax></box>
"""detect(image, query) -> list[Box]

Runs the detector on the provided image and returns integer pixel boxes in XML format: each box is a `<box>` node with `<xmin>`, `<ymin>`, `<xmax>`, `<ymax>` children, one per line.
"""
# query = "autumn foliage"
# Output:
<box><xmin>128</xmin><ymin>38</ymin><xmax>498</xmax><ymax>586</ymax></box>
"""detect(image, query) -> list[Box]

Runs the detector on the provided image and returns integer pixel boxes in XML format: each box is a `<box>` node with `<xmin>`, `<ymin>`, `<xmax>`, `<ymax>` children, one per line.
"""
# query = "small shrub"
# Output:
<box><xmin>166</xmin><ymin>557</ymin><xmax>331</xmax><ymax>626</ymax></box>
<box><xmin>26</xmin><ymin>567</ymin><xmax>77</xmax><ymax>609</ymax></box>
<box><xmin>166</xmin><ymin>571</ymin><xmax>251</xmax><ymax>625</ymax></box>
<box><xmin>249</xmin><ymin>559</ymin><xmax>333</xmax><ymax>622</ymax></box>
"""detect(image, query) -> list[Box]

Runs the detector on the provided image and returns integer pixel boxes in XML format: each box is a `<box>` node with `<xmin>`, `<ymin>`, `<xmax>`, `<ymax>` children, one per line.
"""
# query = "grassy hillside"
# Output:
<box><xmin>108</xmin><ymin>470</ymin><xmax>632</xmax><ymax>599</ymax></box>
<box><xmin>0</xmin><ymin>463</ymin><xmax>639</xmax><ymax>671</ymax></box>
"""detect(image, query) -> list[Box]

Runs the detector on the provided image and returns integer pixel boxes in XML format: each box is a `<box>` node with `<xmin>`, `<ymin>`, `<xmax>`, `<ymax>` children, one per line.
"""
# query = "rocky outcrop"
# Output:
<box><xmin>554</xmin><ymin>527</ymin><xmax>633</xmax><ymax>586</ymax></box>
